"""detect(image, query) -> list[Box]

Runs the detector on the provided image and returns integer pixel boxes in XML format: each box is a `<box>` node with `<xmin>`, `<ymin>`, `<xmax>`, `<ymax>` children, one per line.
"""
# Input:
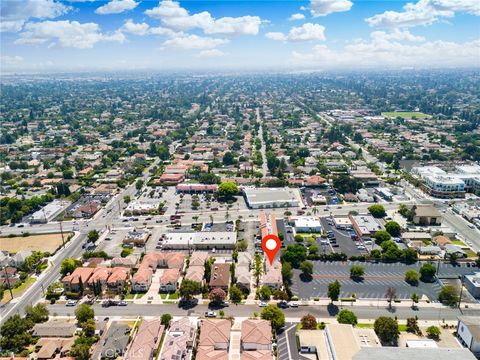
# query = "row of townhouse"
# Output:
<box><xmin>62</xmin><ymin>267</ymin><xmax>129</xmax><ymax>293</ymax></box>
<box><xmin>131</xmin><ymin>252</ymin><xmax>186</xmax><ymax>292</ymax></box>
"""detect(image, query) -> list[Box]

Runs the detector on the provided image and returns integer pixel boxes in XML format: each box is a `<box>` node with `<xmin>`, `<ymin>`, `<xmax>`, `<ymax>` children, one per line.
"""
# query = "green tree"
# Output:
<box><xmin>261</xmin><ymin>304</ymin><xmax>285</xmax><ymax>332</ymax></box>
<box><xmin>410</xmin><ymin>293</ymin><xmax>419</xmax><ymax>308</ymax></box>
<box><xmin>385</xmin><ymin>221</ymin><xmax>401</xmax><ymax>237</ymax></box>
<box><xmin>327</xmin><ymin>280</ymin><xmax>341</xmax><ymax>303</ymax></box>
<box><xmin>135</xmin><ymin>179</ymin><xmax>144</xmax><ymax>190</ymax></box>
<box><xmin>374</xmin><ymin>230</ymin><xmax>391</xmax><ymax>245</ymax></box>
<box><xmin>75</xmin><ymin>304</ymin><xmax>94</xmax><ymax>325</ymax></box>
<box><xmin>222</xmin><ymin>151</ymin><xmax>236</xmax><ymax>166</ymax></box>
<box><xmin>300</xmin><ymin>314</ymin><xmax>317</xmax><ymax>330</ymax></box>
<box><xmin>337</xmin><ymin>309</ymin><xmax>358</xmax><ymax>325</ymax></box>
<box><xmin>404</xmin><ymin>269</ymin><xmax>420</xmax><ymax>285</ymax></box>
<box><xmin>62</xmin><ymin>169</ymin><xmax>74</xmax><ymax>179</ymax></box>
<box><xmin>25</xmin><ymin>303</ymin><xmax>49</xmax><ymax>323</ymax></box>
<box><xmin>179</xmin><ymin>279</ymin><xmax>202</xmax><ymax>300</ymax></box>
<box><xmin>217</xmin><ymin>182</ymin><xmax>238</xmax><ymax>200</ymax></box>
<box><xmin>161</xmin><ymin>313</ymin><xmax>172</xmax><ymax>327</ymax></box>
<box><xmin>374</xmin><ymin>316</ymin><xmax>399</xmax><ymax>345</ymax></box>
<box><xmin>237</xmin><ymin>239</ymin><xmax>248</xmax><ymax>252</ymax></box>
<box><xmin>70</xmin><ymin>342</ymin><xmax>91</xmax><ymax>360</ymax></box>
<box><xmin>419</xmin><ymin>263</ymin><xmax>437</xmax><ymax>282</ymax></box>
<box><xmin>82</xmin><ymin>318</ymin><xmax>96</xmax><ymax>337</ymax></box>
<box><xmin>258</xmin><ymin>285</ymin><xmax>272</xmax><ymax>300</ymax></box>
<box><xmin>385</xmin><ymin>287</ymin><xmax>397</xmax><ymax>309</ymax></box>
<box><xmin>281</xmin><ymin>244</ymin><xmax>307</xmax><ymax>268</ymax></box>
<box><xmin>229</xmin><ymin>284</ymin><xmax>243</xmax><ymax>304</ymax></box>
<box><xmin>426</xmin><ymin>325</ymin><xmax>441</xmax><ymax>339</ymax></box>
<box><xmin>299</xmin><ymin>260</ymin><xmax>313</xmax><ymax>279</ymax></box>
<box><xmin>87</xmin><ymin>229</ymin><xmax>99</xmax><ymax>243</ymax></box>
<box><xmin>350</xmin><ymin>265</ymin><xmax>365</xmax><ymax>280</ymax></box>
<box><xmin>0</xmin><ymin>314</ymin><xmax>34</xmax><ymax>352</ymax></box>
<box><xmin>60</xmin><ymin>258</ymin><xmax>81</xmax><ymax>276</ymax></box>
<box><xmin>403</xmin><ymin>248</ymin><xmax>418</xmax><ymax>264</ymax></box>
<box><xmin>368</xmin><ymin>204</ymin><xmax>386</xmax><ymax>218</ymax></box>
<box><xmin>281</xmin><ymin>261</ymin><xmax>293</xmax><ymax>284</ymax></box>
<box><xmin>438</xmin><ymin>285</ymin><xmax>459</xmax><ymax>306</ymax></box>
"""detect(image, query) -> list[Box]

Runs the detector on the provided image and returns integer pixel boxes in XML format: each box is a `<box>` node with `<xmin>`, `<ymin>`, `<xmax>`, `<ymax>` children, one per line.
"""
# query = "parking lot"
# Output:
<box><xmin>290</xmin><ymin>261</ymin><xmax>476</xmax><ymax>301</ymax></box>
<box><xmin>319</xmin><ymin>217</ymin><xmax>366</xmax><ymax>257</ymax></box>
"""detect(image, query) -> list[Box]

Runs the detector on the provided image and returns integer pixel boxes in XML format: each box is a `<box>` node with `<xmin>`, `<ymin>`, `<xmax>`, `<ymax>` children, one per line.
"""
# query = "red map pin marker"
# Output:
<box><xmin>262</xmin><ymin>234</ymin><xmax>282</xmax><ymax>266</ymax></box>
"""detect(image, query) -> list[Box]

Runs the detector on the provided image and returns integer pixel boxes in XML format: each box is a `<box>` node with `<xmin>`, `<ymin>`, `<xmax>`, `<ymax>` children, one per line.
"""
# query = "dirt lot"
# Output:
<box><xmin>0</xmin><ymin>232</ymin><xmax>72</xmax><ymax>253</ymax></box>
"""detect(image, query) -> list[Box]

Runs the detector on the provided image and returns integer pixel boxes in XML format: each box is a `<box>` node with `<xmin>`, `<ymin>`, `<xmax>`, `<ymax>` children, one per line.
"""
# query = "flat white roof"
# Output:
<box><xmin>163</xmin><ymin>231</ymin><xmax>237</xmax><ymax>246</ymax></box>
<box><xmin>243</xmin><ymin>187</ymin><xmax>300</xmax><ymax>205</ymax></box>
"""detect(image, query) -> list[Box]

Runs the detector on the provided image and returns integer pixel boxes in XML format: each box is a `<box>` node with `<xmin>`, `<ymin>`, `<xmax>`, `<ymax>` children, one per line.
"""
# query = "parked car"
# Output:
<box><xmin>288</xmin><ymin>302</ymin><xmax>299</xmax><ymax>308</ymax></box>
<box><xmin>66</xmin><ymin>300</ymin><xmax>77</xmax><ymax>307</ymax></box>
<box><xmin>205</xmin><ymin>311</ymin><xmax>217</xmax><ymax>318</ymax></box>
<box><xmin>258</xmin><ymin>301</ymin><xmax>267</xmax><ymax>307</ymax></box>
<box><xmin>118</xmin><ymin>300</ymin><xmax>127</xmax><ymax>306</ymax></box>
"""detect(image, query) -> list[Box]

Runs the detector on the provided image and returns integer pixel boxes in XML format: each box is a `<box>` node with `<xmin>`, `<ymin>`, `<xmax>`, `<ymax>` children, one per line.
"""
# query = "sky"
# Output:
<box><xmin>1</xmin><ymin>0</ymin><xmax>479</xmax><ymax>73</ymax></box>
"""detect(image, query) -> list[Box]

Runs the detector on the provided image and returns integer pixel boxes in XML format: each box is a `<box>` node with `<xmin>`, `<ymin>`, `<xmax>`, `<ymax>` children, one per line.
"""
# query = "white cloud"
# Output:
<box><xmin>366</xmin><ymin>0</ymin><xmax>480</xmax><ymax>28</ymax></box>
<box><xmin>1</xmin><ymin>55</ymin><xmax>24</xmax><ymax>65</ymax></box>
<box><xmin>161</xmin><ymin>34</ymin><xmax>228</xmax><ymax>50</ymax></box>
<box><xmin>0</xmin><ymin>0</ymin><xmax>69</xmax><ymax>32</ymax></box>
<box><xmin>95</xmin><ymin>0</ymin><xmax>138</xmax><ymax>15</ymax></box>
<box><xmin>291</xmin><ymin>34</ymin><xmax>480</xmax><ymax>69</ymax></box>
<box><xmin>196</xmin><ymin>49</ymin><xmax>225</xmax><ymax>58</ymax></box>
<box><xmin>120</xmin><ymin>19</ymin><xmax>180</xmax><ymax>37</ymax></box>
<box><xmin>120</xmin><ymin>19</ymin><xmax>150</xmax><ymax>35</ymax></box>
<box><xmin>145</xmin><ymin>0</ymin><xmax>262</xmax><ymax>35</ymax></box>
<box><xmin>289</xmin><ymin>13</ymin><xmax>305</xmax><ymax>21</ymax></box>
<box><xmin>266</xmin><ymin>23</ymin><xmax>326</xmax><ymax>42</ymax></box>
<box><xmin>15</xmin><ymin>20</ymin><xmax>125</xmax><ymax>48</ymax></box>
<box><xmin>308</xmin><ymin>0</ymin><xmax>353</xmax><ymax>17</ymax></box>
<box><xmin>370</xmin><ymin>29</ymin><xmax>425</xmax><ymax>42</ymax></box>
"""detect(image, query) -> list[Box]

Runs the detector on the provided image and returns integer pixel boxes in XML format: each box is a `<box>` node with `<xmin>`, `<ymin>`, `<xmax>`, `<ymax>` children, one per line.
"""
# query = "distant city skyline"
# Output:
<box><xmin>1</xmin><ymin>0</ymin><xmax>479</xmax><ymax>73</ymax></box>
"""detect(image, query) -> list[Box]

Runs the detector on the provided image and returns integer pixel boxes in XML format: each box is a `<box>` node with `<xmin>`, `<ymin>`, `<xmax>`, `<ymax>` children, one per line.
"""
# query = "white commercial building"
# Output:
<box><xmin>243</xmin><ymin>187</ymin><xmax>301</xmax><ymax>209</ymax></box>
<box><xmin>293</xmin><ymin>216</ymin><xmax>322</xmax><ymax>233</ymax></box>
<box><xmin>162</xmin><ymin>231</ymin><xmax>237</xmax><ymax>250</ymax></box>
<box><xmin>29</xmin><ymin>199</ymin><xmax>70</xmax><ymax>224</ymax></box>
<box><xmin>457</xmin><ymin>316</ymin><xmax>480</xmax><ymax>356</ymax></box>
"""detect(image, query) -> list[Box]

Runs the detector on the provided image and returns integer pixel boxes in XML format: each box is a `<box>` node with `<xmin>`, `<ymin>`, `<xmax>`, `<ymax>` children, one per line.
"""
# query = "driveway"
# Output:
<box><xmin>277</xmin><ymin>323</ymin><xmax>309</xmax><ymax>360</ymax></box>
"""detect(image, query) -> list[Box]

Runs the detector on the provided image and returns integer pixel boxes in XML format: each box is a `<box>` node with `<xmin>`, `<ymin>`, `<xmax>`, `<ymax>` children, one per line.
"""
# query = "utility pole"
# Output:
<box><xmin>59</xmin><ymin>220</ymin><xmax>65</xmax><ymax>247</ymax></box>
<box><xmin>3</xmin><ymin>266</ymin><xmax>14</xmax><ymax>299</ymax></box>
<box><xmin>458</xmin><ymin>275</ymin><xmax>464</xmax><ymax>311</ymax></box>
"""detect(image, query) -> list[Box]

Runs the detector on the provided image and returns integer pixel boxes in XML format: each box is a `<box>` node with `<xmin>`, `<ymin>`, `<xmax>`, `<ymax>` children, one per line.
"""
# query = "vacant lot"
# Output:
<box><xmin>382</xmin><ymin>111</ymin><xmax>430</xmax><ymax>119</ymax></box>
<box><xmin>0</xmin><ymin>232</ymin><xmax>72</xmax><ymax>253</ymax></box>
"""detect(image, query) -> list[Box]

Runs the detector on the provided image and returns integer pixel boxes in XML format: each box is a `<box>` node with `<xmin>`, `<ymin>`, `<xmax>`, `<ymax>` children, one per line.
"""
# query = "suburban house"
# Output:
<box><xmin>32</xmin><ymin>320</ymin><xmax>77</xmax><ymax>338</ymax></box>
<box><xmin>131</xmin><ymin>267</ymin><xmax>153</xmax><ymax>292</ymax></box>
<box><xmin>185</xmin><ymin>266</ymin><xmax>205</xmax><ymax>284</ymax></box>
<box><xmin>235</xmin><ymin>266</ymin><xmax>252</xmax><ymax>292</ymax></box>
<box><xmin>106</xmin><ymin>267</ymin><xmax>130</xmax><ymax>292</ymax></box>
<box><xmin>125</xmin><ymin>319</ymin><xmax>164</xmax><ymax>360</ymax></box>
<box><xmin>35</xmin><ymin>337</ymin><xmax>74</xmax><ymax>360</ymax></box>
<box><xmin>189</xmin><ymin>252</ymin><xmax>209</xmax><ymax>267</ymax></box>
<box><xmin>111</xmin><ymin>256</ymin><xmax>137</xmax><ymax>268</ymax></box>
<box><xmin>444</xmin><ymin>244</ymin><xmax>467</xmax><ymax>258</ymax></box>
<box><xmin>261</xmin><ymin>260</ymin><xmax>283</xmax><ymax>290</ymax></box>
<box><xmin>140</xmin><ymin>252</ymin><xmax>186</xmax><ymax>271</ymax></box>
<box><xmin>196</xmin><ymin>319</ymin><xmax>231</xmax><ymax>360</ymax></box>
<box><xmin>209</xmin><ymin>263</ymin><xmax>230</xmax><ymax>291</ymax></box>
<box><xmin>159</xmin><ymin>318</ymin><xmax>196</xmax><ymax>360</ymax></box>
<box><xmin>96</xmin><ymin>322</ymin><xmax>131</xmax><ymax>359</ymax></box>
<box><xmin>87</xmin><ymin>267</ymin><xmax>112</xmax><ymax>291</ymax></box>
<box><xmin>62</xmin><ymin>267</ymin><xmax>94</xmax><ymax>292</ymax></box>
<box><xmin>241</xmin><ymin>319</ymin><xmax>272</xmax><ymax>360</ymax></box>
<box><xmin>159</xmin><ymin>269</ymin><xmax>181</xmax><ymax>293</ymax></box>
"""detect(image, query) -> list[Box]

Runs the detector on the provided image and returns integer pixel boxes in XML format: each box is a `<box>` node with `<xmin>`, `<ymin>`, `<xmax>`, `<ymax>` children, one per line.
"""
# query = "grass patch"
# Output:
<box><xmin>451</xmin><ymin>240</ymin><xmax>466</xmax><ymax>246</ymax></box>
<box><xmin>356</xmin><ymin>323</ymin><xmax>374</xmax><ymax>328</ymax></box>
<box><xmin>465</xmin><ymin>250</ymin><xmax>477</xmax><ymax>258</ymax></box>
<box><xmin>169</xmin><ymin>292</ymin><xmax>179</xmax><ymax>300</ymax></box>
<box><xmin>381</xmin><ymin>111</ymin><xmax>430</xmax><ymax>119</ymax></box>
<box><xmin>160</xmin><ymin>293</ymin><xmax>168</xmax><ymax>299</ymax></box>
<box><xmin>398</xmin><ymin>324</ymin><xmax>408</xmax><ymax>332</ymax></box>
<box><xmin>1</xmin><ymin>277</ymin><xmax>36</xmax><ymax>303</ymax></box>
<box><xmin>124</xmin><ymin>293</ymin><xmax>135</xmax><ymax>300</ymax></box>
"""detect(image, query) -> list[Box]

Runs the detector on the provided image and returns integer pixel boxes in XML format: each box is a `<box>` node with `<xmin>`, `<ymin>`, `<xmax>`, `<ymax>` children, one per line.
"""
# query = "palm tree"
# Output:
<box><xmin>209</xmin><ymin>214</ymin><xmax>214</xmax><ymax>225</ymax></box>
<box><xmin>312</xmin><ymin>206</ymin><xmax>318</xmax><ymax>216</ymax></box>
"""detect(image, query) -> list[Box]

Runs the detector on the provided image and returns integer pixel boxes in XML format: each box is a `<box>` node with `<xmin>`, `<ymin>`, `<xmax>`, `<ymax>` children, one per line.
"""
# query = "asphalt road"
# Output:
<box><xmin>47</xmin><ymin>303</ymin><xmax>480</xmax><ymax>321</ymax></box>
<box><xmin>256</xmin><ymin>107</ymin><xmax>269</xmax><ymax>177</ymax></box>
